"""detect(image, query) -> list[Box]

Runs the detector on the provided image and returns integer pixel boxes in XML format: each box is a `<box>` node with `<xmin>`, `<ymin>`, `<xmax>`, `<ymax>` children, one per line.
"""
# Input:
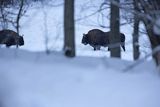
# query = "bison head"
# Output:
<box><xmin>14</xmin><ymin>35</ymin><xmax>24</xmax><ymax>48</ymax></box>
<box><xmin>82</xmin><ymin>34</ymin><xmax>89</xmax><ymax>45</ymax></box>
<box><xmin>18</xmin><ymin>36</ymin><xmax>24</xmax><ymax>46</ymax></box>
<box><xmin>5</xmin><ymin>36</ymin><xmax>24</xmax><ymax>47</ymax></box>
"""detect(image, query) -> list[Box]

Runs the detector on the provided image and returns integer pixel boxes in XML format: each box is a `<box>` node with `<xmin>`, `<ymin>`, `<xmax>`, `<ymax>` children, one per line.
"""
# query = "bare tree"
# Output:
<box><xmin>41</xmin><ymin>1</ymin><xmax>50</xmax><ymax>54</ymax></box>
<box><xmin>64</xmin><ymin>0</ymin><xmax>75</xmax><ymax>57</ymax></box>
<box><xmin>0</xmin><ymin>0</ymin><xmax>14</xmax><ymax>29</ymax></box>
<box><xmin>16</xmin><ymin>0</ymin><xmax>25</xmax><ymax>34</ymax></box>
<box><xmin>133</xmin><ymin>0</ymin><xmax>140</xmax><ymax>60</ymax></box>
<box><xmin>0</xmin><ymin>0</ymin><xmax>28</xmax><ymax>34</ymax></box>
<box><xmin>133</xmin><ymin>0</ymin><xmax>160</xmax><ymax>65</ymax></box>
<box><xmin>109</xmin><ymin>0</ymin><xmax>121</xmax><ymax>58</ymax></box>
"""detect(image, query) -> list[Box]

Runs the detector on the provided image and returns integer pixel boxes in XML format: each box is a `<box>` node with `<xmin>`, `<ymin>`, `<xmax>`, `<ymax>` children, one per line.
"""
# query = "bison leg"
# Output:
<box><xmin>93</xmin><ymin>46</ymin><xmax>101</xmax><ymax>51</ymax></box>
<box><xmin>16</xmin><ymin>44</ymin><xmax>19</xmax><ymax>48</ymax></box>
<box><xmin>96</xmin><ymin>46</ymin><xmax>101</xmax><ymax>50</ymax></box>
<box><xmin>6</xmin><ymin>44</ymin><xmax>11</xmax><ymax>48</ymax></box>
<box><xmin>93</xmin><ymin>47</ymin><xmax>96</xmax><ymax>51</ymax></box>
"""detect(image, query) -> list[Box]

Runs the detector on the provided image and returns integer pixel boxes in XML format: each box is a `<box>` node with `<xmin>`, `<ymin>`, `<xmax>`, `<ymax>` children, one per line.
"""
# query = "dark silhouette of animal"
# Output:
<box><xmin>82</xmin><ymin>29</ymin><xmax>125</xmax><ymax>51</ymax></box>
<box><xmin>0</xmin><ymin>29</ymin><xmax>24</xmax><ymax>47</ymax></box>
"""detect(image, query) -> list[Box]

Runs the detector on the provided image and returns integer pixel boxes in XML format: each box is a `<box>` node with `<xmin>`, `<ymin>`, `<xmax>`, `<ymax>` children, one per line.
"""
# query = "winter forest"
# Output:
<box><xmin>0</xmin><ymin>0</ymin><xmax>160</xmax><ymax>107</ymax></box>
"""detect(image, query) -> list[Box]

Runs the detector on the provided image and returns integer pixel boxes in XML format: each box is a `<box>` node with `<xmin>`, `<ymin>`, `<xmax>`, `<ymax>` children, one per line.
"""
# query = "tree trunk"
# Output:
<box><xmin>133</xmin><ymin>0</ymin><xmax>160</xmax><ymax>65</ymax></box>
<box><xmin>109</xmin><ymin>0</ymin><xmax>121</xmax><ymax>58</ymax></box>
<box><xmin>143</xmin><ymin>20</ymin><xmax>160</xmax><ymax>65</ymax></box>
<box><xmin>133</xmin><ymin>1</ymin><xmax>140</xmax><ymax>60</ymax></box>
<box><xmin>64</xmin><ymin>0</ymin><xmax>75</xmax><ymax>57</ymax></box>
<box><xmin>16</xmin><ymin>0</ymin><xmax>24</xmax><ymax>34</ymax></box>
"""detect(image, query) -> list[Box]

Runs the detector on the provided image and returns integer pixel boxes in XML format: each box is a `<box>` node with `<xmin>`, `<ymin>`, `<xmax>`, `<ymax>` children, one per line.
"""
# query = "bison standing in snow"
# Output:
<box><xmin>0</xmin><ymin>29</ymin><xmax>24</xmax><ymax>47</ymax></box>
<box><xmin>81</xmin><ymin>29</ymin><xmax>125</xmax><ymax>51</ymax></box>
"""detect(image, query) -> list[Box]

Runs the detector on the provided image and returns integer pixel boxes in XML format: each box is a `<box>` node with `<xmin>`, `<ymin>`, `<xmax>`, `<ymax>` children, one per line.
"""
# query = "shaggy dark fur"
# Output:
<box><xmin>0</xmin><ymin>29</ymin><xmax>24</xmax><ymax>47</ymax></box>
<box><xmin>82</xmin><ymin>29</ymin><xmax>125</xmax><ymax>51</ymax></box>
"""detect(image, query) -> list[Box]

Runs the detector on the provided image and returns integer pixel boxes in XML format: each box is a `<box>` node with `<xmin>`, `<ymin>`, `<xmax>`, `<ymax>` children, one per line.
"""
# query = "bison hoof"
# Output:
<box><xmin>93</xmin><ymin>46</ymin><xmax>101</xmax><ymax>51</ymax></box>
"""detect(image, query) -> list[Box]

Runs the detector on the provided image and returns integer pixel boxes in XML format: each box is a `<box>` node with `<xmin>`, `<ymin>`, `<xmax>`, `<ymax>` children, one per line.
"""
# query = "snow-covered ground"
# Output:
<box><xmin>0</xmin><ymin>48</ymin><xmax>160</xmax><ymax>107</ymax></box>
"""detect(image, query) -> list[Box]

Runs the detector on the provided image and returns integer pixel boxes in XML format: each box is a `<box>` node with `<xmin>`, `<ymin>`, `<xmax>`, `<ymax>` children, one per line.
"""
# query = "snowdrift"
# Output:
<box><xmin>0</xmin><ymin>48</ymin><xmax>160</xmax><ymax>107</ymax></box>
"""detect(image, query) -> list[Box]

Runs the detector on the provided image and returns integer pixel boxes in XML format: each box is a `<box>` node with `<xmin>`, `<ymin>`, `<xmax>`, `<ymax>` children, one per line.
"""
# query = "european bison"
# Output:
<box><xmin>82</xmin><ymin>29</ymin><xmax>125</xmax><ymax>51</ymax></box>
<box><xmin>0</xmin><ymin>29</ymin><xmax>24</xmax><ymax>47</ymax></box>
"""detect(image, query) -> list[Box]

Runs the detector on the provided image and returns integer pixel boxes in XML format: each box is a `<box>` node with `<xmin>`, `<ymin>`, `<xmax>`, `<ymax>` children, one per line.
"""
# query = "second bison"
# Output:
<box><xmin>0</xmin><ymin>29</ymin><xmax>24</xmax><ymax>47</ymax></box>
<box><xmin>82</xmin><ymin>29</ymin><xmax>125</xmax><ymax>51</ymax></box>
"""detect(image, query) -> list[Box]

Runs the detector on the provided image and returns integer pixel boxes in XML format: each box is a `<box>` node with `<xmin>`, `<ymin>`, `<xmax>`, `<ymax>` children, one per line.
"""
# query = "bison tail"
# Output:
<box><xmin>121</xmin><ymin>42</ymin><xmax>125</xmax><ymax>51</ymax></box>
<box><xmin>121</xmin><ymin>34</ymin><xmax>125</xmax><ymax>51</ymax></box>
<box><xmin>122</xmin><ymin>45</ymin><xmax>125</xmax><ymax>51</ymax></box>
<box><xmin>121</xmin><ymin>34</ymin><xmax>125</xmax><ymax>42</ymax></box>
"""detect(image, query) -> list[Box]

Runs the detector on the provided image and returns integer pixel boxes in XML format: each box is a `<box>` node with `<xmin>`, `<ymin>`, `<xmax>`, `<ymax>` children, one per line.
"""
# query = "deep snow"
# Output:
<box><xmin>0</xmin><ymin>48</ymin><xmax>160</xmax><ymax>107</ymax></box>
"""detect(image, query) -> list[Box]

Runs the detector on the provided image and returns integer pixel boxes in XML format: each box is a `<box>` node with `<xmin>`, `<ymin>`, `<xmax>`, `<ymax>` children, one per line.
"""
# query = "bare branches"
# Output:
<box><xmin>76</xmin><ymin>3</ymin><xmax>109</xmax><ymax>22</ymax></box>
<box><xmin>16</xmin><ymin>0</ymin><xmax>24</xmax><ymax>34</ymax></box>
<box><xmin>132</xmin><ymin>0</ymin><xmax>160</xmax><ymax>65</ymax></box>
<box><xmin>0</xmin><ymin>0</ymin><xmax>29</xmax><ymax>34</ymax></box>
